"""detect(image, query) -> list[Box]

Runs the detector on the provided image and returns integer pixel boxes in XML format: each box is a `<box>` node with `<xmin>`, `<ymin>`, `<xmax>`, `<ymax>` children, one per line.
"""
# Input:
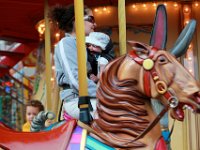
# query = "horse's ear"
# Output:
<box><xmin>170</xmin><ymin>19</ymin><xmax>196</xmax><ymax>58</ymax></box>
<box><xmin>150</xmin><ymin>4</ymin><xmax>167</xmax><ymax>50</ymax></box>
<box><xmin>128</xmin><ymin>41</ymin><xmax>149</xmax><ymax>55</ymax></box>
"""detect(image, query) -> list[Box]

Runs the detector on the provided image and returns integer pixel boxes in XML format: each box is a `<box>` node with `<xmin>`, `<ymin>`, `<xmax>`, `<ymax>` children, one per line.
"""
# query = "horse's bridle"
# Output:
<box><xmin>127</xmin><ymin>48</ymin><xmax>178</xmax><ymax>141</ymax></box>
<box><xmin>78</xmin><ymin>48</ymin><xmax>178</xmax><ymax>143</ymax></box>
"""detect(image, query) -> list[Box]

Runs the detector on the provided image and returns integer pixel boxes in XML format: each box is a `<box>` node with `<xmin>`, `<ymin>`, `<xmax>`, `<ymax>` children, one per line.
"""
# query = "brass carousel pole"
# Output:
<box><xmin>44</xmin><ymin>0</ymin><xmax>52</xmax><ymax>110</ymax></box>
<box><xmin>74</xmin><ymin>0</ymin><xmax>89</xmax><ymax>149</ymax></box>
<box><xmin>118</xmin><ymin>0</ymin><xmax>127</xmax><ymax>55</ymax></box>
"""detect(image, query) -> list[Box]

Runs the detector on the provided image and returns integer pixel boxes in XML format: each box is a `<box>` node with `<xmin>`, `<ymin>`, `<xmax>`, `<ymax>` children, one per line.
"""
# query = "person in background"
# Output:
<box><xmin>22</xmin><ymin>100</ymin><xmax>44</xmax><ymax>132</ymax></box>
<box><xmin>86</xmin><ymin>32</ymin><xmax>115</xmax><ymax>83</ymax></box>
<box><xmin>49</xmin><ymin>4</ymin><xmax>97</xmax><ymax>119</ymax></box>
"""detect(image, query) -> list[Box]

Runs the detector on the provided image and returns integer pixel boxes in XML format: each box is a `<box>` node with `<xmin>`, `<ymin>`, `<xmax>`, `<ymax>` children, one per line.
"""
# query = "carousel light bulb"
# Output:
<box><xmin>195</xmin><ymin>2</ymin><xmax>199</xmax><ymax>7</ymax></box>
<box><xmin>36</xmin><ymin>20</ymin><xmax>45</xmax><ymax>36</ymax></box>
<box><xmin>52</xmin><ymin>66</ymin><xmax>55</xmax><ymax>70</ymax></box>
<box><xmin>132</xmin><ymin>4</ymin><xmax>136</xmax><ymax>8</ymax></box>
<box><xmin>164</xmin><ymin>3</ymin><xmax>167</xmax><ymax>6</ymax></box>
<box><xmin>94</xmin><ymin>8</ymin><xmax>98</xmax><ymax>12</ymax></box>
<box><xmin>143</xmin><ymin>4</ymin><xmax>146</xmax><ymax>7</ymax></box>
<box><xmin>184</xmin><ymin>7</ymin><xmax>189</xmax><ymax>13</ymax></box>
<box><xmin>174</xmin><ymin>3</ymin><xmax>178</xmax><ymax>7</ymax></box>
<box><xmin>153</xmin><ymin>3</ymin><xmax>157</xmax><ymax>7</ymax></box>
<box><xmin>51</xmin><ymin>77</ymin><xmax>54</xmax><ymax>81</ymax></box>
<box><xmin>185</xmin><ymin>20</ymin><xmax>189</xmax><ymax>24</ymax></box>
<box><xmin>189</xmin><ymin>69</ymin><xmax>193</xmax><ymax>73</ymax></box>
<box><xmin>103</xmin><ymin>7</ymin><xmax>107</xmax><ymax>11</ymax></box>
<box><xmin>55</xmin><ymin>33</ymin><xmax>60</xmax><ymax>37</ymax></box>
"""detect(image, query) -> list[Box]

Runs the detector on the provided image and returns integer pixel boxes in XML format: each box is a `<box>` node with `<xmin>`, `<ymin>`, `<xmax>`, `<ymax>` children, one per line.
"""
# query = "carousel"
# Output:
<box><xmin>0</xmin><ymin>0</ymin><xmax>200</xmax><ymax>150</ymax></box>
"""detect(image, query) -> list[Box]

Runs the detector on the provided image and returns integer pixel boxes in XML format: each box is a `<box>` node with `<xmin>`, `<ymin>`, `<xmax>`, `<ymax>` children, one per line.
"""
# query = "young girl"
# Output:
<box><xmin>22</xmin><ymin>100</ymin><xmax>44</xmax><ymax>132</ymax></box>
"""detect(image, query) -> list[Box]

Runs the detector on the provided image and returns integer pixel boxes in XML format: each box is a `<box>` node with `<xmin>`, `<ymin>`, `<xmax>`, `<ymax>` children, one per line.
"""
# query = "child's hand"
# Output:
<box><xmin>89</xmin><ymin>74</ymin><xmax>99</xmax><ymax>83</ymax></box>
<box><xmin>45</xmin><ymin>119</ymin><xmax>53</xmax><ymax>127</ymax></box>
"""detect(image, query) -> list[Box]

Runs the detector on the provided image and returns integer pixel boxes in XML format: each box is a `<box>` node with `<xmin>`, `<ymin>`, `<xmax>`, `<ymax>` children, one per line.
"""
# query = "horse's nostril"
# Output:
<box><xmin>196</xmin><ymin>96</ymin><xmax>200</xmax><ymax>104</ymax></box>
<box><xmin>192</xmin><ymin>92</ymin><xmax>200</xmax><ymax>104</ymax></box>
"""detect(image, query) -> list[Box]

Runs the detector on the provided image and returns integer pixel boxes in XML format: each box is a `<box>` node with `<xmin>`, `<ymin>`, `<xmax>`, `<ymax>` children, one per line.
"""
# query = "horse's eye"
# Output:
<box><xmin>158</xmin><ymin>55</ymin><xmax>168</xmax><ymax>64</ymax></box>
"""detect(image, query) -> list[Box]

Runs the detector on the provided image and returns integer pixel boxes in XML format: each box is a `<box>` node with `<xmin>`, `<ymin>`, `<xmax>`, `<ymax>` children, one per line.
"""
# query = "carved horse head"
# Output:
<box><xmin>91</xmin><ymin>5</ymin><xmax>200</xmax><ymax>150</ymax></box>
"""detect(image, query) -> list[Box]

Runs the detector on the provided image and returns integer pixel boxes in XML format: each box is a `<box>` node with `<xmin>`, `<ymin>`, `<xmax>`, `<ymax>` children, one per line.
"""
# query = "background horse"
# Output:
<box><xmin>1</xmin><ymin>4</ymin><xmax>200</xmax><ymax>150</ymax></box>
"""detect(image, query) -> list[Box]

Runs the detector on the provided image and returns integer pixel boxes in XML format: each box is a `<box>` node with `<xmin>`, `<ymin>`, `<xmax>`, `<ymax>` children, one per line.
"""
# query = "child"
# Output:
<box><xmin>86</xmin><ymin>32</ymin><xmax>115</xmax><ymax>83</ymax></box>
<box><xmin>22</xmin><ymin>100</ymin><xmax>44</xmax><ymax>132</ymax></box>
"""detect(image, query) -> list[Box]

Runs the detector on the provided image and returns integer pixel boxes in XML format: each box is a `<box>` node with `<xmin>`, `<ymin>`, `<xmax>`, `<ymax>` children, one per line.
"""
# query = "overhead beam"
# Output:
<box><xmin>0</xmin><ymin>30</ymin><xmax>38</xmax><ymax>44</ymax></box>
<box><xmin>0</xmin><ymin>50</ymin><xmax>25</xmax><ymax>57</ymax></box>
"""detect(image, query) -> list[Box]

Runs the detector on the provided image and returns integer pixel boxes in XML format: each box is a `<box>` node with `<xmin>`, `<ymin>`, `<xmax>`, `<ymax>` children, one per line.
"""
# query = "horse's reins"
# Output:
<box><xmin>127</xmin><ymin>48</ymin><xmax>178</xmax><ymax>142</ymax></box>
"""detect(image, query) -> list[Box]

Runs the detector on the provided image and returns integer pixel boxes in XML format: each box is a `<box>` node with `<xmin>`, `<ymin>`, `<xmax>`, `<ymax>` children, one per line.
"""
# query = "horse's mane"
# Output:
<box><xmin>91</xmin><ymin>55</ymin><xmax>151</xmax><ymax>148</ymax></box>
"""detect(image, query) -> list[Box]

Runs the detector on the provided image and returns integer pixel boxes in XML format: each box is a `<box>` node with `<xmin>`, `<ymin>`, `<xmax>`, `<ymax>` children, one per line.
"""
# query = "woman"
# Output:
<box><xmin>49</xmin><ymin>4</ymin><xmax>97</xmax><ymax>119</ymax></box>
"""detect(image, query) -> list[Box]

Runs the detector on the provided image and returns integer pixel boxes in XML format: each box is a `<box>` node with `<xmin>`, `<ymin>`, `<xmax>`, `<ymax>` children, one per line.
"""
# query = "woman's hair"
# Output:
<box><xmin>49</xmin><ymin>4</ymin><xmax>91</xmax><ymax>32</ymax></box>
<box><xmin>26</xmin><ymin>100</ymin><xmax>44</xmax><ymax>112</ymax></box>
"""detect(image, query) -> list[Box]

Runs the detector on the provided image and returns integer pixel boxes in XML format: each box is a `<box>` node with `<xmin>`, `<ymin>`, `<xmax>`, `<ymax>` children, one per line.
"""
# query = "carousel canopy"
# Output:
<box><xmin>0</xmin><ymin>0</ymin><xmax>194</xmax><ymax>77</ymax></box>
<box><xmin>0</xmin><ymin>0</ymin><xmax>192</xmax><ymax>45</ymax></box>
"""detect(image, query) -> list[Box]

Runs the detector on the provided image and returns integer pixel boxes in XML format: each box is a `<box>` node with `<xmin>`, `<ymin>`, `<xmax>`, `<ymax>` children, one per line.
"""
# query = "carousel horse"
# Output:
<box><xmin>1</xmin><ymin>5</ymin><xmax>200</xmax><ymax>150</ymax></box>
